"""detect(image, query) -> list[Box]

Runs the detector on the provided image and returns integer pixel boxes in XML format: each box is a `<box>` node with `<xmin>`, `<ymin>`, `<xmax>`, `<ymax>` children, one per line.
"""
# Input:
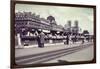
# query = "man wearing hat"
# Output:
<box><xmin>37</xmin><ymin>29</ymin><xmax>45</xmax><ymax>48</ymax></box>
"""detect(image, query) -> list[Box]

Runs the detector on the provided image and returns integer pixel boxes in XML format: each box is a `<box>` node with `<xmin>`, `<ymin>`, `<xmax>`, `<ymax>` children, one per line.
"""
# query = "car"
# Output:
<box><xmin>23</xmin><ymin>40</ymin><xmax>29</xmax><ymax>46</ymax></box>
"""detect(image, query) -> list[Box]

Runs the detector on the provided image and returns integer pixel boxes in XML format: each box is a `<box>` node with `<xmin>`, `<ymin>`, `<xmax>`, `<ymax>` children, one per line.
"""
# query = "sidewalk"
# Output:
<box><xmin>15</xmin><ymin>41</ymin><xmax>93</xmax><ymax>58</ymax></box>
<box><xmin>15</xmin><ymin>41</ymin><xmax>84</xmax><ymax>48</ymax></box>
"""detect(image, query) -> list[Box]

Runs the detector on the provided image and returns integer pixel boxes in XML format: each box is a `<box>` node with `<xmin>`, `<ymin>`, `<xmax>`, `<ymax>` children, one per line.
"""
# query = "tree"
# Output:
<box><xmin>47</xmin><ymin>15</ymin><xmax>55</xmax><ymax>23</ymax></box>
<box><xmin>82</xmin><ymin>30</ymin><xmax>89</xmax><ymax>35</ymax></box>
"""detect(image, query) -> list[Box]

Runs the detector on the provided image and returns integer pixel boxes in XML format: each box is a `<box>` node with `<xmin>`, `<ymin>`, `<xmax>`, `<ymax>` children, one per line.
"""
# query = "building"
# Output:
<box><xmin>64</xmin><ymin>20</ymin><xmax>80</xmax><ymax>35</ymax></box>
<box><xmin>15</xmin><ymin>12</ymin><xmax>64</xmax><ymax>47</ymax></box>
<box><xmin>15</xmin><ymin>12</ymin><xmax>83</xmax><ymax>48</ymax></box>
<box><xmin>72</xmin><ymin>20</ymin><xmax>79</xmax><ymax>34</ymax></box>
<box><xmin>15</xmin><ymin>12</ymin><xmax>51</xmax><ymax>35</ymax></box>
<box><xmin>47</xmin><ymin>15</ymin><xmax>63</xmax><ymax>35</ymax></box>
<box><xmin>64</xmin><ymin>20</ymin><xmax>71</xmax><ymax>33</ymax></box>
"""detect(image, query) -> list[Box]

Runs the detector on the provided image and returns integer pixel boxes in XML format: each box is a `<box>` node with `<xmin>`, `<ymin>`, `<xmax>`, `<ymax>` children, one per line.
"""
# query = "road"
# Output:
<box><xmin>15</xmin><ymin>42</ymin><xmax>93</xmax><ymax>65</ymax></box>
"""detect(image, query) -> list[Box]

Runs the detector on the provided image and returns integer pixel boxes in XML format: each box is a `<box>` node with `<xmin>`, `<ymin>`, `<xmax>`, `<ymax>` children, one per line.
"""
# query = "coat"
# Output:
<box><xmin>39</xmin><ymin>32</ymin><xmax>45</xmax><ymax>43</ymax></box>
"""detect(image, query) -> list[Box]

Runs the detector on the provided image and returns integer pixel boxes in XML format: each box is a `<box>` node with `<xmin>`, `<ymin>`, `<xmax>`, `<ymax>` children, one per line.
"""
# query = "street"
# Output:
<box><xmin>15</xmin><ymin>42</ymin><xmax>94</xmax><ymax>65</ymax></box>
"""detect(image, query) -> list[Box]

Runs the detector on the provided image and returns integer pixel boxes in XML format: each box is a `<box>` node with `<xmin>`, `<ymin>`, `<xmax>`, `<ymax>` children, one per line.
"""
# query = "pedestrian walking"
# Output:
<box><xmin>71</xmin><ymin>35</ymin><xmax>76</xmax><ymax>44</ymax></box>
<box><xmin>39</xmin><ymin>30</ymin><xmax>45</xmax><ymax>48</ymax></box>
<box><xmin>64</xmin><ymin>35</ymin><xmax>69</xmax><ymax>45</ymax></box>
<box><xmin>35</xmin><ymin>31</ymin><xmax>41</xmax><ymax>48</ymax></box>
<box><xmin>81</xmin><ymin>35</ymin><xmax>84</xmax><ymax>44</ymax></box>
<box><xmin>66</xmin><ymin>35</ymin><xmax>69</xmax><ymax>45</ymax></box>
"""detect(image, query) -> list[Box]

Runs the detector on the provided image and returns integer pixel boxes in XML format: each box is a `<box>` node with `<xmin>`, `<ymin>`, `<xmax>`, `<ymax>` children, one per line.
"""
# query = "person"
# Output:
<box><xmin>35</xmin><ymin>31</ymin><xmax>41</xmax><ymax>48</ymax></box>
<box><xmin>71</xmin><ymin>35</ymin><xmax>76</xmax><ymax>44</ymax></box>
<box><xmin>87</xmin><ymin>35</ymin><xmax>90</xmax><ymax>42</ymax></box>
<box><xmin>66</xmin><ymin>35</ymin><xmax>69</xmax><ymax>45</ymax></box>
<box><xmin>71</xmin><ymin>35</ymin><xmax>74</xmax><ymax>44</ymax></box>
<box><xmin>39</xmin><ymin>30</ymin><xmax>45</xmax><ymax>48</ymax></box>
<box><xmin>64</xmin><ymin>34</ymin><xmax>69</xmax><ymax>45</ymax></box>
<box><xmin>81</xmin><ymin>35</ymin><xmax>84</xmax><ymax>44</ymax></box>
<box><xmin>74</xmin><ymin>35</ymin><xmax>77</xmax><ymax>42</ymax></box>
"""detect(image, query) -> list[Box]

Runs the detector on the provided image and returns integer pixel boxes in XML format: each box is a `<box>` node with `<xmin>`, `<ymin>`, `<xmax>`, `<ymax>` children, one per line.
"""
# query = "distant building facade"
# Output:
<box><xmin>15</xmin><ymin>12</ymin><xmax>64</xmax><ymax>35</ymax></box>
<box><xmin>15</xmin><ymin>11</ymin><xmax>84</xmax><ymax>47</ymax></box>
<box><xmin>72</xmin><ymin>20</ymin><xmax>79</xmax><ymax>34</ymax></box>
<box><xmin>64</xmin><ymin>20</ymin><xmax>71</xmax><ymax>33</ymax></box>
<box><xmin>15</xmin><ymin>12</ymin><xmax>51</xmax><ymax>35</ymax></box>
<box><xmin>15</xmin><ymin>12</ymin><xmax>64</xmax><ymax>46</ymax></box>
<box><xmin>64</xmin><ymin>20</ymin><xmax>79</xmax><ymax>35</ymax></box>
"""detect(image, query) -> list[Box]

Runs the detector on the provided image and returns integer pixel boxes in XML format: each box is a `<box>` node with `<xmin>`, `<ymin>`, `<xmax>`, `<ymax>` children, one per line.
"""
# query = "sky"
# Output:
<box><xmin>15</xmin><ymin>4</ymin><xmax>94</xmax><ymax>35</ymax></box>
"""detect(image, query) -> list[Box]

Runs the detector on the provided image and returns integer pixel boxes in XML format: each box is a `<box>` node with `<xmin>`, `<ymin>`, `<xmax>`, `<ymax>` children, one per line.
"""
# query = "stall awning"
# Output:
<box><xmin>42</xmin><ymin>30</ymin><xmax>50</xmax><ymax>33</ymax></box>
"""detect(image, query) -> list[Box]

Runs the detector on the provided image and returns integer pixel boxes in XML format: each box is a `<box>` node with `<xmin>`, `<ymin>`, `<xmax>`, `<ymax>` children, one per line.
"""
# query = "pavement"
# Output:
<box><xmin>15</xmin><ymin>41</ymin><xmax>93</xmax><ymax>58</ymax></box>
<box><xmin>15</xmin><ymin>41</ymin><xmax>94</xmax><ymax>65</ymax></box>
<box><xmin>45</xmin><ymin>45</ymin><xmax>93</xmax><ymax>63</ymax></box>
<box><xmin>15</xmin><ymin>41</ymin><xmax>82</xmax><ymax>48</ymax></box>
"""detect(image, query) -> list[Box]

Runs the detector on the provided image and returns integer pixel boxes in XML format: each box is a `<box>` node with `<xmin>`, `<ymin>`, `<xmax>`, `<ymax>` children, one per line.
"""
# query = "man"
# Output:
<box><xmin>35</xmin><ymin>31</ymin><xmax>40</xmax><ymax>48</ymax></box>
<box><xmin>39</xmin><ymin>30</ymin><xmax>45</xmax><ymax>48</ymax></box>
<box><xmin>66</xmin><ymin>35</ymin><xmax>69</xmax><ymax>45</ymax></box>
<box><xmin>64</xmin><ymin>34</ymin><xmax>69</xmax><ymax>45</ymax></box>
<box><xmin>81</xmin><ymin>35</ymin><xmax>84</xmax><ymax>44</ymax></box>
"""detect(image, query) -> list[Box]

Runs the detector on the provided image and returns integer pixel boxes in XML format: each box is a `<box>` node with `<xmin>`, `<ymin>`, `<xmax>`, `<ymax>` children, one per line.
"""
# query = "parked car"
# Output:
<box><xmin>23</xmin><ymin>40</ymin><xmax>29</xmax><ymax>46</ymax></box>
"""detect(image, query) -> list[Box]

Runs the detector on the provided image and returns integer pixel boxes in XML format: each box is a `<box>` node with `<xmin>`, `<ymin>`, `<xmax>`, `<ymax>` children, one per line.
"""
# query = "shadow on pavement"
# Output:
<box><xmin>58</xmin><ymin>60</ymin><xmax>69</xmax><ymax>63</ymax></box>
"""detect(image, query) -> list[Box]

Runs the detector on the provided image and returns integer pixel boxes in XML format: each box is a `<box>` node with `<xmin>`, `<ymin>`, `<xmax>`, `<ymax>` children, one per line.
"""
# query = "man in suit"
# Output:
<box><xmin>38</xmin><ymin>30</ymin><xmax>45</xmax><ymax>48</ymax></box>
<box><xmin>65</xmin><ymin>35</ymin><xmax>69</xmax><ymax>45</ymax></box>
<box><xmin>35</xmin><ymin>31</ymin><xmax>40</xmax><ymax>48</ymax></box>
